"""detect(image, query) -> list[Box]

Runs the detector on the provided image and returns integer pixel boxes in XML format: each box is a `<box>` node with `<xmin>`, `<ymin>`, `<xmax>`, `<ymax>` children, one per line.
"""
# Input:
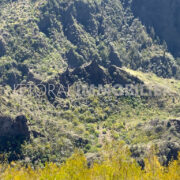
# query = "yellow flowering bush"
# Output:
<box><xmin>0</xmin><ymin>143</ymin><xmax>180</xmax><ymax>180</ymax></box>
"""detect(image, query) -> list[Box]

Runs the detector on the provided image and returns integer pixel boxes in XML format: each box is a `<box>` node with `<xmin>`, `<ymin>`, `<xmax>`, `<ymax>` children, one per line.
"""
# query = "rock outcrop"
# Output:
<box><xmin>45</xmin><ymin>61</ymin><xmax>144</xmax><ymax>100</ymax></box>
<box><xmin>0</xmin><ymin>115</ymin><xmax>29</xmax><ymax>138</ymax></box>
<box><xmin>59</xmin><ymin>61</ymin><xmax>143</xmax><ymax>86</ymax></box>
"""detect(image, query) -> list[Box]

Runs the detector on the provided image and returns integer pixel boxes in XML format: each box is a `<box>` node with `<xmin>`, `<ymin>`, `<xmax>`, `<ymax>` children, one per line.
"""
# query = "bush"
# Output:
<box><xmin>0</xmin><ymin>142</ymin><xmax>180</xmax><ymax>179</ymax></box>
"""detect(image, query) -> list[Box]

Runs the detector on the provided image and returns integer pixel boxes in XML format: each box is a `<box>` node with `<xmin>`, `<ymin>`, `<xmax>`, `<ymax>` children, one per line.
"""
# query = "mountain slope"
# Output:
<box><xmin>132</xmin><ymin>0</ymin><xmax>180</xmax><ymax>57</ymax></box>
<box><xmin>0</xmin><ymin>0</ymin><xmax>180</xmax><ymax>165</ymax></box>
<box><xmin>0</xmin><ymin>0</ymin><xmax>178</xmax><ymax>80</ymax></box>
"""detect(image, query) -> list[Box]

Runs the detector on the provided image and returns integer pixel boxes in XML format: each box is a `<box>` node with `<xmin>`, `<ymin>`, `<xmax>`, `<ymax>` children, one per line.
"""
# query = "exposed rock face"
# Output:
<box><xmin>59</xmin><ymin>61</ymin><xmax>143</xmax><ymax>86</ymax></box>
<box><xmin>0</xmin><ymin>115</ymin><xmax>29</xmax><ymax>138</ymax></box>
<box><xmin>132</xmin><ymin>0</ymin><xmax>180</xmax><ymax>57</ymax></box>
<box><xmin>45</xmin><ymin>61</ymin><xmax>143</xmax><ymax>101</ymax></box>
<box><xmin>73</xmin><ymin>60</ymin><xmax>110</xmax><ymax>85</ymax></box>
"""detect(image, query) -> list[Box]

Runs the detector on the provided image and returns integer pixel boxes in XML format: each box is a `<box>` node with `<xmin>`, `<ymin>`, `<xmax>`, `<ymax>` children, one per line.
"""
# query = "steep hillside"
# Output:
<box><xmin>0</xmin><ymin>0</ymin><xmax>178</xmax><ymax>79</ymax></box>
<box><xmin>0</xmin><ymin>0</ymin><xmax>180</xmax><ymax>167</ymax></box>
<box><xmin>1</xmin><ymin>61</ymin><xmax>180</xmax><ymax>165</ymax></box>
<box><xmin>132</xmin><ymin>0</ymin><xmax>180</xmax><ymax>58</ymax></box>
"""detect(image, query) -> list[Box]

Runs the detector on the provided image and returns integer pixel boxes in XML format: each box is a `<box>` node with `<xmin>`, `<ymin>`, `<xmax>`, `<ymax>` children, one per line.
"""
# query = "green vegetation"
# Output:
<box><xmin>0</xmin><ymin>0</ymin><xmax>180</xmax><ymax>178</ymax></box>
<box><xmin>0</xmin><ymin>142</ymin><xmax>180</xmax><ymax>180</ymax></box>
<box><xmin>0</xmin><ymin>0</ymin><xmax>179</xmax><ymax>79</ymax></box>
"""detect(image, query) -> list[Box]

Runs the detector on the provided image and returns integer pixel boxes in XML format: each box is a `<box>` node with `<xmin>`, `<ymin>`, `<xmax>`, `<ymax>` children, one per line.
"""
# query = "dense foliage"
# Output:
<box><xmin>0</xmin><ymin>0</ymin><xmax>180</xmax><ymax>175</ymax></box>
<box><xmin>0</xmin><ymin>0</ymin><xmax>179</xmax><ymax>79</ymax></box>
<box><xmin>0</xmin><ymin>143</ymin><xmax>180</xmax><ymax>180</ymax></box>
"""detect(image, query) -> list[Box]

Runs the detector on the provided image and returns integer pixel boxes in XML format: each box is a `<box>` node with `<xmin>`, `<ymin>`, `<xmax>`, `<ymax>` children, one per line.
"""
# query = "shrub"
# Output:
<box><xmin>1</xmin><ymin>142</ymin><xmax>180</xmax><ymax>179</ymax></box>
